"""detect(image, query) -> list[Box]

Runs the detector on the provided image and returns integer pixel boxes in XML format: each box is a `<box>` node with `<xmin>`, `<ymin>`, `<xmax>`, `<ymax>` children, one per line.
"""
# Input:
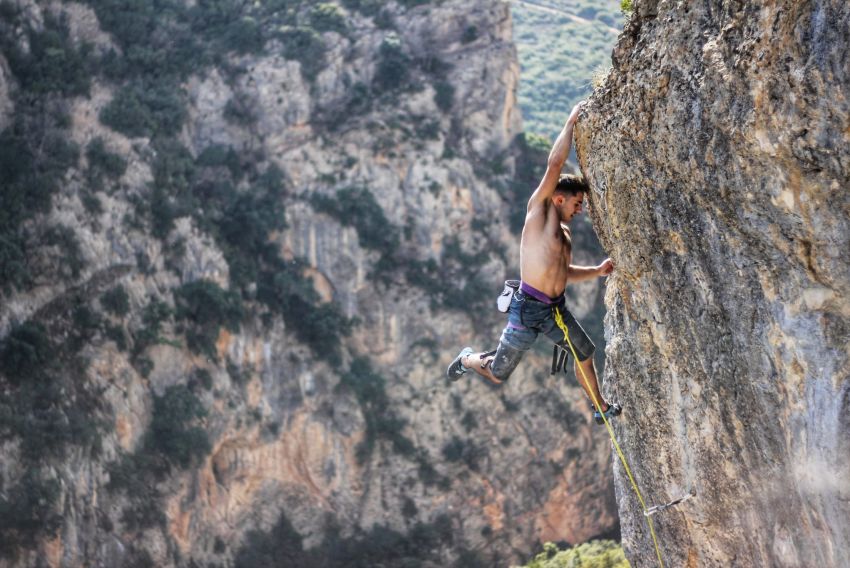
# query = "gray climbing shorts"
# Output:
<box><xmin>489</xmin><ymin>289</ymin><xmax>595</xmax><ymax>381</ymax></box>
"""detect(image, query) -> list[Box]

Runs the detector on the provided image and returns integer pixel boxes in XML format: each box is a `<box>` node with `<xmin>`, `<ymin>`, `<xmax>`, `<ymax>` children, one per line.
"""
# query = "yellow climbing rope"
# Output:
<box><xmin>553</xmin><ymin>307</ymin><xmax>665</xmax><ymax>568</ymax></box>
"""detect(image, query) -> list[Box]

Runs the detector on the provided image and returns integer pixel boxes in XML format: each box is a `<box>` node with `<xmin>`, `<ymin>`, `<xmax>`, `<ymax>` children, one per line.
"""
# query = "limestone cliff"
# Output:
<box><xmin>577</xmin><ymin>0</ymin><xmax>850</xmax><ymax>566</ymax></box>
<box><xmin>0</xmin><ymin>1</ymin><xmax>618</xmax><ymax>566</ymax></box>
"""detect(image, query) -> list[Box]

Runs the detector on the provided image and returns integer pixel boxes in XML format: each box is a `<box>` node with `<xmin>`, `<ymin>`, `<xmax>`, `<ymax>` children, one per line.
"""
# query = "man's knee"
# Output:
<box><xmin>489</xmin><ymin>342</ymin><xmax>525</xmax><ymax>381</ymax></box>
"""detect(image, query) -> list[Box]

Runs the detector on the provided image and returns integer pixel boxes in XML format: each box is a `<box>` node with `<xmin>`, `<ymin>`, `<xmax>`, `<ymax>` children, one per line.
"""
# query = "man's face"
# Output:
<box><xmin>558</xmin><ymin>192</ymin><xmax>584</xmax><ymax>222</ymax></box>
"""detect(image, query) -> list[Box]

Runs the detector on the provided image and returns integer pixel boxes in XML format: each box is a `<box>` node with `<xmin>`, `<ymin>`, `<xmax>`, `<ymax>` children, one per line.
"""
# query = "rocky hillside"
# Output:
<box><xmin>577</xmin><ymin>0</ymin><xmax>849</xmax><ymax>566</ymax></box>
<box><xmin>511</xmin><ymin>0</ymin><xmax>623</xmax><ymax>140</ymax></box>
<box><xmin>0</xmin><ymin>1</ymin><xmax>618</xmax><ymax>566</ymax></box>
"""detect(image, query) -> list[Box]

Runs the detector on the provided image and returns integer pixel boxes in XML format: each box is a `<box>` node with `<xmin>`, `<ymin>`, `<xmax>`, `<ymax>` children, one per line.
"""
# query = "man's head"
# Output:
<box><xmin>552</xmin><ymin>174</ymin><xmax>589</xmax><ymax>223</ymax></box>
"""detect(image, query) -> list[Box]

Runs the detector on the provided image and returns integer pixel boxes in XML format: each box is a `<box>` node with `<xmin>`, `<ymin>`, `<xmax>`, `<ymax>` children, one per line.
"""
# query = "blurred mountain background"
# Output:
<box><xmin>0</xmin><ymin>1</ymin><xmax>623</xmax><ymax>566</ymax></box>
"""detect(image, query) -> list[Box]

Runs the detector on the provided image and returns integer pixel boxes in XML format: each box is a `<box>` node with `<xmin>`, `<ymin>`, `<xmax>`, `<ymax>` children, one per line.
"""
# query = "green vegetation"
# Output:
<box><xmin>199</xmin><ymin>166</ymin><xmax>284</xmax><ymax>288</ymax></box>
<box><xmin>374</xmin><ymin>33</ymin><xmax>411</xmax><ymax>91</ymax></box>
<box><xmin>0</xmin><ymin>312</ymin><xmax>103</xmax><ymax>461</ymax></box>
<box><xmin>86</xmin><ymin>138</ymin><xmax>127</xmax><ymax>179</ymax></box>
<box><xmin>441</xmin><ymin>435</ymin><xmax>487</xmax><ymax>472</ymax></box>
<box><xmin>174</xmin><ymin>280</ymin><xmax>243</xmax><ymax>359</ymax></box>
<box><xmin>0</xmin><ymin>8</ymin><xmax>102</xmax><ymax>292</ymax></box>
<box><xmin>44</xmin><ymin>226</ymin><xmax>85</xmax><ymax>280</ymax></box>
<box><xmin>223</xmin><ymin>96</ymin><xmax>257</xmax><ymax>126</ymax></box>
<box><xmin>343</xmin><ymin>0</ymin><xmax>430</xmax><ymax>18</ymax></box>
<box><xmin>0</xmin><ymin>322</ymin><xmax>53</xmax><ymax>386</ymax></box>
<box><xmin>310</xmin><ymin>3</ymin><xmax>347</xmax><ymax>33</ymax></box>
<box><xmin>1</xmin><ymin>10</ymin><xmax>92</xmax><ymax>97</ymax></box>
<box><xmin>255</xmin><ymin>256</ymin><xmax>354</xmax><ymax>367</ymax></box>
<box><xmin>148</xmin><ymin>385</ymin><xmax>211</xmax><ymax>468</ymax></box>
<box><xmin>100</xmin><ymin>80</ymin><xmax>187</xmax><ymax>139</ymax></box>
<box><xmin>0</xmin><ymin>471</ymin><xmax>61</xmax><ymax>554</ymax></box>
<box><xmin>309</xmin><ymin>186</ymin><xmax>493</xmax><ymax>313</ymax></box>
<box><xmin>196</xmin><ymin>144</ymin><xmax>242</xmax><ymax>175</ymax></box>
<box><xmin>179</xmin><ymin>156</ymin><xmax>354</xmax><ymax>366</ymax></box>
<box><xmin>106</xmin><ymin>385</ymin><xmax>210</xmax><ymax>531</ymax></box>
<box><xmin>277</xmin><ymin>27</ymin><xmax>327</xmax><ymax>81</ymax></box>
<box><xmin>338</xmin><ymin>358</ymin><xmax>415</xmax><ymax>462</ymax></box>
<box><xmin>234</xmin><ymin>511</ymin><xmax>467</xmax><ymax>568</ymax></box>
<box><xmin>147</xmin><ymin>138</ymin><xmax>196</xmax><ymax>238</ymax></box>
<box><xmin>518</xmin><ymin>540</ymin><xmax>629</xmax><ymax>568</ymax></box>
<box><xmin>0</xmin><ymin>107</ymin><xmax>81</xmax><ymax>291</ymax></box>
<box><xmin>131</xmin><ymin>298</ymin><xmax>173</xmax><ymax>358</ymax></box>
<box><xmin>85</xmin><ymin>135</ymin><xmax>127</xmax><ymax>195</ymax></box>
<box><xmin>434</xmin><ymin>81</ymin><xmax>455</xmax><ymax>112</ymax></box>
<box><xmin>511</xmin><ymin>0</ymin><xmax>622</xmax><ymax>139</ymax></box>
<box><xmin>311</xmin><ymin>187</ymin><xmax>400</xmax><ymax>256</ymax></box>
<box><xmin>0</xmin><ymin>294</ymin><xmax>115</xmax><ymax>557</ymax></box>
<box><xmin>107</xmin><ymin>385</ymin><xmax>210</xmax><ymax>482</ymax></box>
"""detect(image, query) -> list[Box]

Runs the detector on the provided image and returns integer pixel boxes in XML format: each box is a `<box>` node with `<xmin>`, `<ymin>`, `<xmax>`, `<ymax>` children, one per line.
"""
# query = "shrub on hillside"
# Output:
<box><xmin>434</xmin><ymin>81</ymin><xmax>454</xmax><ymax>112</ymax></box>
<box><xmin>277</xmin><ymin>27</ymin><xmax>327</xmax><ymax>81</ymax></box>
<box><xmin>340</xmin><ymin>0</ymin><xmax>382</xmax><ymax>17</ymax></box>
<box><xmin>519</xmin><ymin>540</ymin><xmax>629</xmax><ymax>568</ymax></box>
<box><xmin>0</xmin><ymin>322</ymin><xmax>53</xmax><ymax>385</ymax></box>
<box><xmin>174</xmin><ymin>280</ymin><xmax>243</xmax><ymax>359</ymax></box>
<box><xmin>148</xmin><ymin>385</ymin><xmax>210</xmax><ymax>469</ymax></box>
<box><xmin>310</xmin><ymin>187</ymin><xmax>400</xmax><ymax>256</ymax></box>
<box><xmin>374</xmin><ymin>33</ymin><xmax>410</xmax><ymax>91</ymax></box>
<box><xmin>0</xmin><ymin>106</ymin><xmax>80</xmax><ymax>293</ymax></box>
<box><xmin>310</xmin><ymin>3</ymin><xmax>347</xmax><ymax>33</ymax></box>
<box><xmin>132</xmin><ymin>299</ymin><xmax>173</xmax><ymax>357</ymax></box>
<box><xmin>196</xmin><ymin>144</ymin><xmax>242</xmax><ymax>177</ymax></box>
<box><xmin>189</xmin><ymin>0</ymin><xmax>264</xmax><ymax>55</ymax></box>
<box><xmin>101</xmin><ymin>285</ymin><xmax>130</xmax><ymax>317</ymax></box>
<box><xmin>0</xmin><ymin>471</ymin><xmax>61</xmax><ymax>556</ymax></box>
<box><xmin>339</xmin><ymin>358</ymin><xmax>415</xmax><ymax>462</ymax></box>
<box><xmin>3</xmin><ymin>12</ymin><xmax>92</xmax><ymax>97</ymax></box>
<box><xmin>86</xmin><ymin>137</ymin><xmax>127</xmax><ymax>180</ymax></box>
<box><xmin>100</xmin><ymin>81</ymin><xmax>186</xmax><ymax>138</ymax></box>
<box><xmin>257</xmin><ymin>262</ymin><xmax>353</xmax><ymax>367</ymax></box>
<box><xmin>234</xmin><ymin>510</ymin><xmax>457</xmax><ymax>568</ymax></box>
<box><xmin>44</xmin><ymin>225</ymin><xmax>85</xmax><ymax>280</ymax></box>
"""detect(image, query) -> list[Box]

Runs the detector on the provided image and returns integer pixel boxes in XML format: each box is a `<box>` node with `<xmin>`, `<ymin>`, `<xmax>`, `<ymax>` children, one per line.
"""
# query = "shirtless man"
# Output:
<box><xmin>446</xmin><ymin>102</ymin><xmax>621</xmax><ymax>424</ymax></box>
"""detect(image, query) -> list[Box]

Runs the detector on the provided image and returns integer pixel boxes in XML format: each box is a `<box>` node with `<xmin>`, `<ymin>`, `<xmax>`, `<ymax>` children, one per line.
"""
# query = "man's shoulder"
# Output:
<box><xmin>522</xmin><ymin>208</ymin><xmax>545</xmax><ymax>236</ymax></box>
<box><xmin>526</xmin><ymin>195</ymin><xmax>551</xmax><ymax>217</ymax></box>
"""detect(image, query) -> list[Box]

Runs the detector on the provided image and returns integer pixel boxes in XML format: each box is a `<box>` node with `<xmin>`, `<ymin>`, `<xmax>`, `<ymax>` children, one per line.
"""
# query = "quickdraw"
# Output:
<box><xmin>645</xmin><ymin>491</ymin><xmax>696</xmax><ymax>517</ymax></box>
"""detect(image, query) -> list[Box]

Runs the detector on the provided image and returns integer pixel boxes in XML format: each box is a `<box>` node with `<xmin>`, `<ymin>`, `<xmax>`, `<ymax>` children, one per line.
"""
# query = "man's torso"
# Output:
<box><xmin>519</xmin><ymin>200</ymin><xmax>571</xmax><ymax>298</ymax></box>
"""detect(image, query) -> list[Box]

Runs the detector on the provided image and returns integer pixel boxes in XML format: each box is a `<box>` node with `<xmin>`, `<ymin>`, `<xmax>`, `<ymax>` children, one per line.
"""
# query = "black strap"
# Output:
<box><xmin>551</xmin><ymin>344</ymin><xmax>569</xmax><ymax>374</ymax></box>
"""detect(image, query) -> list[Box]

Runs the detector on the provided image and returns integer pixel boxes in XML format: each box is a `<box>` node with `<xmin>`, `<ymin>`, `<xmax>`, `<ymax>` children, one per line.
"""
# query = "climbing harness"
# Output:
<box><xmin>644</xmin><ymin>491</ymin><xmax>696</xmax><ymax>517</ymax></box>
<box><xmin>552</xmin><ymin>306</ymin><xmax>667</xmax><ymax>568</ymax></box>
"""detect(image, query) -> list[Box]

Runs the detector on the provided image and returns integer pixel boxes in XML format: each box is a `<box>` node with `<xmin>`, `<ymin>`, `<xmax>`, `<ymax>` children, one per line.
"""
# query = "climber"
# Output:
<box><xmin>446</xmin><ymin>101</ymin><xmax>621</xmax><ymax>425</ymax></box>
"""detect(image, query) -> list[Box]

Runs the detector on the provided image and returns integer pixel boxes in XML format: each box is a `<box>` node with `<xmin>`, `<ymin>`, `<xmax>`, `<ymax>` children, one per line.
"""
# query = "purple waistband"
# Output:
<box><xmin>520</xmin><ymin>281</ymin><xmax>563</xmax><ymax>305</ymax></box>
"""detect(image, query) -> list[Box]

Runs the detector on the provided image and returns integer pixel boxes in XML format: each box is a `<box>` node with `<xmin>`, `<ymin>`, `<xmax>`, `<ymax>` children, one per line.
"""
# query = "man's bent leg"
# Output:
<box><xmin>462</xmin><ymin>350</ymin><xmax>503</xmax><ymax>385</ymax></box>
<box><xmin>462</xmin><ymin>329</ymin><xmax>530</xmax><ymax>386</ymax></box>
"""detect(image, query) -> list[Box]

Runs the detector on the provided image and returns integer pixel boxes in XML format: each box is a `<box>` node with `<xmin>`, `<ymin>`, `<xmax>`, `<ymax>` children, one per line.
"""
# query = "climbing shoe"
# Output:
<box><xmin>593</xmin><ymin>402</ymin><xmax>622</xmax><ymax>425</ymax></box>
<box><xmin>446</xmin><ymin>347</ymin><xmax>474</xmax><ymax>381</ymax></box>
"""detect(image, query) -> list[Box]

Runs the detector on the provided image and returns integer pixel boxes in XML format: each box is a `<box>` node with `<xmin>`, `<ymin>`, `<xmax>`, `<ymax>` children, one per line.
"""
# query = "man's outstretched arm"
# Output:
<box><xmin>567</xmin><ymin>259</ymin><xmax>614</xmax><ymax>283</ymax></box>
<box><xmin>527</xmin><ymin>101</ymin><xmax>585</xmax><ymax>212</ymax></box>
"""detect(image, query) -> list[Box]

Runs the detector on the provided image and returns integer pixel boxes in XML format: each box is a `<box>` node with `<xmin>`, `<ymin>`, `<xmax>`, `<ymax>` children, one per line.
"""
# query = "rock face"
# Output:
<box><xmin>576</xmin><ymin>1</ymin><xmax>850</xmax><ymax>566</ymax></box>
<box><xmin>0</xmin><ymin>1</ymin><xmax>618</xmax><ymax>566</ymax></box>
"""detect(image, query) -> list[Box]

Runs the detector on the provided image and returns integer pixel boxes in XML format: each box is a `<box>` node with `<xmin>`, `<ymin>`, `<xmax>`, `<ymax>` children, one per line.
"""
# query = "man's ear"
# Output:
<box><xmin>552</xmin><ymin>195</ymin><xmax>564</xmax><ymax>206</ymax></box>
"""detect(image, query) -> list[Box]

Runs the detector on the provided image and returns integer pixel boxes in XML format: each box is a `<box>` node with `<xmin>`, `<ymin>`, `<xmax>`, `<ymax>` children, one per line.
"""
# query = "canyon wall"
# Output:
<box><xmin>0</xmin><ymin>1</ymin><xmax>617</xmax><ymax>566</ymax></box>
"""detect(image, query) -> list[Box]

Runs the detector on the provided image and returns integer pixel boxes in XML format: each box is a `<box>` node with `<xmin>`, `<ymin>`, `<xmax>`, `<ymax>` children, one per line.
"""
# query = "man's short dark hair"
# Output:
<box><xmin>554</xmin><ymin>174</ymin><xmax>588</xmax><ymax>197</ymax></box>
